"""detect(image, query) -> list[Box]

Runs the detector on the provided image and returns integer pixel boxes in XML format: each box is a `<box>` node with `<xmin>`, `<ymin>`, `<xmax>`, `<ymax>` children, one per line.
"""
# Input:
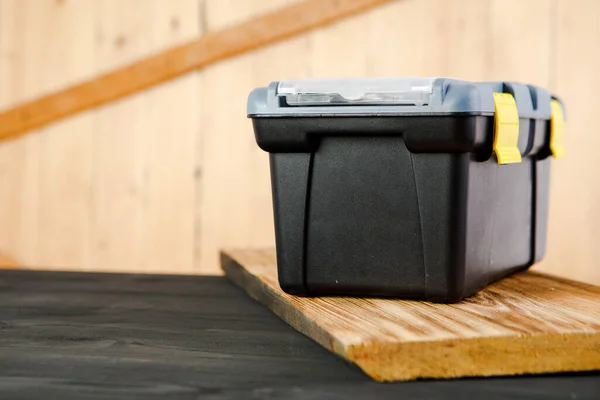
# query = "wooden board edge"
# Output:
<box><xmin>347</xmin><ymin>333</ymin><xmax>600</xmax><ymax>381</ymax></box>
<box><xmin>220</xmin><ymin>250</ymin><xmax>351</xmax><ymax>359</ymax></box>
<box><xmin>0</xmin><ymin>0</ymin><xmax>395</xmax><ymax>142</ymax></box>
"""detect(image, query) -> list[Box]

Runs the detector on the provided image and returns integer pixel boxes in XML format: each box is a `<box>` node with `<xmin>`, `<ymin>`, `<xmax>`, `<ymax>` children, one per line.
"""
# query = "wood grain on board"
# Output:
<box><xmin>221</xmin><ymin>248</ymin><xmax>600</xmax><ymax>382</ymax></box>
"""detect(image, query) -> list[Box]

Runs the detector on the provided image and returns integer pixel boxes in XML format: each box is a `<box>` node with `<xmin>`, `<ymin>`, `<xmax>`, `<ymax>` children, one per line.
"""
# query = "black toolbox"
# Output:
<box><xmin>248</xmin><ymin>77</ymin><xmax>565</xmax><ymax>303</ymax></box>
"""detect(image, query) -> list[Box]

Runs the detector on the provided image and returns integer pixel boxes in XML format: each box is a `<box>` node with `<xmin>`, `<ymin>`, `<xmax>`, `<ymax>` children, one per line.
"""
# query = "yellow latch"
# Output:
<box><xmin>550</xmin><ymin>99</ymin><xmax>566</xmax><ymax>158</ymax></box>
<box><xmin>493</xmin><ymin>92</ymin><xmax>522</xmax><ymax>164</ymax></box>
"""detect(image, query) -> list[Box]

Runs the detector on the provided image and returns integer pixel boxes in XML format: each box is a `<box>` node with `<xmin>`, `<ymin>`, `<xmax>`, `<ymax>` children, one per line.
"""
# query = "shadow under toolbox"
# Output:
<box><xmin>248</xmin><ymin>77</ymin><xmax>565</xmax><ymax>303</ymax></box>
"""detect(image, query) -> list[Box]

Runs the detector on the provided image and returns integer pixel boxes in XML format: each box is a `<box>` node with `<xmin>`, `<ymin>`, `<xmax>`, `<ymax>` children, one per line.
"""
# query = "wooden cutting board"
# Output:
<box><xmin>221</xmin><ymin>248</ymin><xmax>600</xmax><ymax>382</ymax></box>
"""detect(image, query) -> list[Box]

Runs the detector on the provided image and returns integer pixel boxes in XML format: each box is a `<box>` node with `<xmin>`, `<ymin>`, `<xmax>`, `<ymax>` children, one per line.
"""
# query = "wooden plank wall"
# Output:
<box><xmin>0</xmin><ymin>0</ymin><xmax>599</xmax><ymax>285</ymax></box>
<box><xmin>0</xmin><ymin>0</ymin><xmax>203</xmax><ymax>273</ymax></box>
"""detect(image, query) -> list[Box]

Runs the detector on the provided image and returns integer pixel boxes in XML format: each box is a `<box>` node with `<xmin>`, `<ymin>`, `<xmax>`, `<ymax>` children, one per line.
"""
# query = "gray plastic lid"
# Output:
<box><xmin>247</xmin><ymin>77</ymin><xmax>556</xmax><ymax>120</ymax></box>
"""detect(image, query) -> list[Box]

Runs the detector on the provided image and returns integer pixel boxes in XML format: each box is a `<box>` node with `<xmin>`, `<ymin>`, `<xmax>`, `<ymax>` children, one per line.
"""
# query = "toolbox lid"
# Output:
<box><xmin>277</xmin><ymin>77</ymin><xmax>436</xmax><ymax>106</ymax></box>
<box><xmin>247</xmin><ymin>77</ymin><xmax>558</xmax><ymax>119</ymax></box>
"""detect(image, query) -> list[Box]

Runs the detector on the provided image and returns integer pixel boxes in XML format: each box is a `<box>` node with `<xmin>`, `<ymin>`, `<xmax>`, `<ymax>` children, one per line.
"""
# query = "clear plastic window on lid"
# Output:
<box><xmin>277</xmin><ymin>77</ymin><xmax>437</xmax><ymax>106</ymax></box>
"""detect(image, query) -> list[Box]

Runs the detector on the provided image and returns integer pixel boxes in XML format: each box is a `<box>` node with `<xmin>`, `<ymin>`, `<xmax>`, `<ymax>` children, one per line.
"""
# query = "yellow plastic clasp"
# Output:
<box><xmin>550</xmin><ymin>99</ymin><xmax>566</xmax><ymax>158</ymax></box>
<box><xmin>493</xmin><ymin>92</ymin><xmax>522</xmax><ymax>164</ymax></box>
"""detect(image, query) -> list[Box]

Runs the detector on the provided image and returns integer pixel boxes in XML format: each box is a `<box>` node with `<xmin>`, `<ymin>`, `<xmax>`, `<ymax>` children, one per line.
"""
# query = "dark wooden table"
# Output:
<box><xmin>0</xmin><ymin>270</ymin><xmax>598</xmax><ymax>400</ymax></box>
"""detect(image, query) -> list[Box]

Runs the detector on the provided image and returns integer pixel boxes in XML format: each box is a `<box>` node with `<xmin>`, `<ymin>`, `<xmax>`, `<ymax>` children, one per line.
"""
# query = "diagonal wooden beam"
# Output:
<box><xmin>0</xmin><ymin>253</ymin><xmax>20</xmax><ymax>269</ymax></box>
<box><xmin>0</xmin><ymin>0</ymin><xmax>395</xmax><ymax>142</ymax></box>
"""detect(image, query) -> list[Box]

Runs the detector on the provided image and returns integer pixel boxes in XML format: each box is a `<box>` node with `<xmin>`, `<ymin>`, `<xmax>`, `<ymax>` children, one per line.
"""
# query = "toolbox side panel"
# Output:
<box><xmin>270</xmin><ymin>153</ymin><xmax>312</xmax><ymax>295</ymax></box>
<box><xmin>305</xmin><ymin>136</ymin><xmax>426</xmax><ymax>297</ymax></box>
<box><xmin>464</xmin><ymin>156</ymin><xmax>534</xmax><ymax>291</ymax></box>
<box><xmin>533</xmin><ymin>157</ymin><xmax>551</xmax><ymax>263</ymax></box>
<box><xmin>411</xmin><ymin>153</ymin><xmax>470</xmax><ymax>302</ymax></box>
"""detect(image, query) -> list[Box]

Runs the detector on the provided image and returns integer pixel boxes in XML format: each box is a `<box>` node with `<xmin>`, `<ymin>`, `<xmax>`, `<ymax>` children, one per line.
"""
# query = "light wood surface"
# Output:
<box><xmin>0</xmin><ymin>0</ymin><xmax>203</xmax><ymax>272</ymax></box>
<box><xmin>0</xmin><ymin>0</ymin><xmax>44</xmax><ymax>267</ymax></box>
<box><xmin>35</xmin><ymin>1</ymin><xmax>95</xmax><ymax>269</ymax></box>
<box><xmin>89</xmin><ymin>0</ymin><xmax>201</xmax><ymax>273</ymax></box>
<box><xmin>543</xmin><ymin>0</ymin><xmax>600</xmax><ymax>284</ymax></box>
<box><xmin>0</xmin><ymin>0</ymin><xmax>599</xmax><ymax>285</ymax></box>
<box><xmin>221</xmin><ymin>248</ymin><xmax>600</xmax><ymax>382</ymax></box>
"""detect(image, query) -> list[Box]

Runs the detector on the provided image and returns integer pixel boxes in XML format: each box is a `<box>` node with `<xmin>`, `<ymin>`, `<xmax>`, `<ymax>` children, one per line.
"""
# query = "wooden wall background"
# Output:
<box><xmin>0</xmin><ymin>0</ymin><xmax>598</xmax><ymax>284</ymax></box>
